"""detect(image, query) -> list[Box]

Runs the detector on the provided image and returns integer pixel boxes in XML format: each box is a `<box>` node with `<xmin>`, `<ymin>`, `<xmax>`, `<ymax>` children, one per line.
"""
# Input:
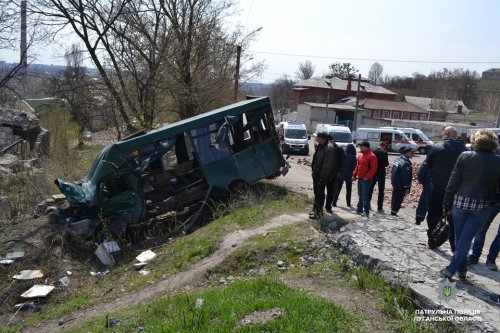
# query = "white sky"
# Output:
<box><xmin>2</xmin><ymin>0</ymin><xmax>500</xmax><ymax>83</ymax></box>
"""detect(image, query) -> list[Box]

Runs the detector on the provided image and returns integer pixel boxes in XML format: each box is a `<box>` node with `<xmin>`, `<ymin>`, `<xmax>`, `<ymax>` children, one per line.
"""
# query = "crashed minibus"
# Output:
<box><xmin>54</xmin><ymin>97</ymin><xmax>290</xmax><ymax>239</ymax></box>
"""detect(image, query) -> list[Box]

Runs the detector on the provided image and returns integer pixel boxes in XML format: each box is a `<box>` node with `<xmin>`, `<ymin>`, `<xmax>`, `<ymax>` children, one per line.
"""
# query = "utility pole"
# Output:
<box><xmin>353</xmin><ymin>74</ymin><xmax>361</xmax><ymax>131</ymax></box>
<box><xmin>20</xmin><ymin>0</ymin><xmax>28</xmax><ymax>73</ymax></box>
<box><xmin>233</xmin><ymin>45</ymin><xmax>242</xmax><ymax>102</ymax></box>
<box><xmin>233</xmin><ymin>27</ymin><xmax>262</xmax><ymax>103</ymax></box>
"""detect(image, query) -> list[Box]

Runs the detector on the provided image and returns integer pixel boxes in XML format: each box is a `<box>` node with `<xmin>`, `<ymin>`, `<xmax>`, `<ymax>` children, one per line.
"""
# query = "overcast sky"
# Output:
<box><xmin>2</xmin><ymin>0</ymin><xmax>500</xmax><ymax>83</ymax></box>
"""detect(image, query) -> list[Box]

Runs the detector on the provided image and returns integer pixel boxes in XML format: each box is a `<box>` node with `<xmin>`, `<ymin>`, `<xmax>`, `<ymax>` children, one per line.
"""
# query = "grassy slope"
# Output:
<box><xmin>1</xmin><ymin>183</ymin><xmax>310</xmax><ymax>332</ymax></box>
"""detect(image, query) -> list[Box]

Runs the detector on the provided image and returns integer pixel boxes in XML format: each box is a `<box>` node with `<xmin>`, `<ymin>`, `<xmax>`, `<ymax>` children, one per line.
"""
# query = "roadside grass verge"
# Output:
<box><xmin>63</xmin><ymin>278</ymin><xmax>361</xmax><ymax>333</ymax></box>
<box><xmin>1</xmin><ymin>183</ymin><xmax>309</xmax><ymax>331</ymax></box>
<box><xmin>207</xmin><ymin>224</ymin><xmax>463</xmax><ymax>333</ymax></box>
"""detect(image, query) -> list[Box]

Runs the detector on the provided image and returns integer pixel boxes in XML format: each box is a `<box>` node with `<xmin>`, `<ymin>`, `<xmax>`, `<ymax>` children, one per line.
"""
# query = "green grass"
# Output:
<box><xmin>64</xmin><ymin>278</ymin><xmax>361</xmax><ymax>333</ymax></box>
<box><xmin>1</xmin><ymin>184</ymin><xmax>309</xmax><ymax>331</ymax></box>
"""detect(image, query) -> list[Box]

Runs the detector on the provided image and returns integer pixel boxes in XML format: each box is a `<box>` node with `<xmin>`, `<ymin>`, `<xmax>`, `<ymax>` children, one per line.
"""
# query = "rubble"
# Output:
<box><xmin>6</xmin><ymin>251</ymin><xmax>25</xmax><ymax>260</ymax></box>
<box><xmin>20</xmin><ymin>285</ymin><xmax>55</xmax><ymax>299</ymax></box>
<box><xmin>236</xmin><ymin>308</ymin><xmax>284</xmax><ymax>328</ymax></box>
<box><xmin>136</xmin><ymin>250</ymin><xmax>157</xmax><ymax>263</ymax></box>
<box><xmin>13</xmin><ymin>270</ymin><xmax>44</xmax><ymax>280</ymax></box>
<box><xmin>94</xmin><ymin>244</ymin><xmax>115</xmax><ymax>266</ymax></box>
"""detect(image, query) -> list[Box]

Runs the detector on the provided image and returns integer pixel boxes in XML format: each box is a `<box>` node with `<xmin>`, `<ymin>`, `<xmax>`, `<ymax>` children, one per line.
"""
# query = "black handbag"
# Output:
<box><xmin>428</xmin><ymin>213</ymin><xmax>451</xmax><ymax>249</ymax></box>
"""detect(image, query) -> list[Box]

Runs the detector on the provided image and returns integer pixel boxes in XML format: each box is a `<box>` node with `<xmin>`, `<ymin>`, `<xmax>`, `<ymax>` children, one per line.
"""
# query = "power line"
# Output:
<box><xmin>250</xmin><ymin>50</ymin><xmax>500</xmax><ymax>65</ymax></box>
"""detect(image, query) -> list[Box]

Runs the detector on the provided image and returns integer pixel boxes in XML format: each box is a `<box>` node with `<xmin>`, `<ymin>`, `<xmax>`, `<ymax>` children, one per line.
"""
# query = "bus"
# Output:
<box><xmin>54</xmin><ymin>97</ymin><xmax>290</xmax><ymax>239</ymax></box>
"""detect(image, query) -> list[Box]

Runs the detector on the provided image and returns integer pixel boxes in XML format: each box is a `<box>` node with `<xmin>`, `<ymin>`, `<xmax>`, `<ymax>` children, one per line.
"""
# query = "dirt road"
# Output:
<box><xmin>273</xmin><ymin>145</ymin><xmax>500</xmax><ymax>265</ymax></box>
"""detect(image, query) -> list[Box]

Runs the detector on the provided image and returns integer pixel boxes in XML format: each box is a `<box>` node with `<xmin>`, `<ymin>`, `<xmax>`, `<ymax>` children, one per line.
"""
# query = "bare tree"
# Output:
<box><xmin>295</xmin><ymin>60</ymin><xmax>314</xmax><ymax>81</ymax></box>
<box><xmin>50</xmin><ymin>44</ymin><xmax>97</xmax><ymax>145</ymax></box>
<box><xmin>327</xmin><ymin>62</ymin><xmax>358</xmax><ymax>79</ymax></box>
<box><xmin>33</xmin><ymin>0</ymin><xmax>254</xmax><ymax>131</ymax></box>
<box><xmin>268</xmin><ymin>75</ymin><xmax>295</xmax><ymax>111</ymax></box>
<box><xmin>368</xmin><ymin>62</ymin><xmax>383</xmax><ymax>85</ymax></box>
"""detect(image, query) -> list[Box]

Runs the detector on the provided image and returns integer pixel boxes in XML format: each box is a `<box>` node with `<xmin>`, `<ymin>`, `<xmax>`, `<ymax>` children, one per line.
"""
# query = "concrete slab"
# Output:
<box><xmin>334</xmin><ymin>216</ymin><xmax>500</xmax><ymax>332</ymax></box>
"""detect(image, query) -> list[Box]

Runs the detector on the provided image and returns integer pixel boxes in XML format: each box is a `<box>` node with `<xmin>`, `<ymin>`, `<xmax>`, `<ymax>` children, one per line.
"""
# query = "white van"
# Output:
<box><xmin>313</xmin><ymin>124</ymin><xmax>353</xmax><ymax>149</ymax></box>
<box><xmin>355</xmin><ymin>128</ymin><xmax>418</xmax><ymax>152</ymax></box>
<box><xmin>277</xmin><ymin>122</ymin><xmax>309</xmax><ymax>155</ymax></box>
<box><xmin>380</xmin><ymin>127</ymin><xmax>434</xmax><ymax>154</ymax></box>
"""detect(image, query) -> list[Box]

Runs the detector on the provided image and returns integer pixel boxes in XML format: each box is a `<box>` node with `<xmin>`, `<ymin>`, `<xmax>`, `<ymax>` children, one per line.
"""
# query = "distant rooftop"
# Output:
<box><xmin>294</xmin><ymin>77</ymin><xmax>396</xmax><ymax>95</ymax></box>
<box><xmin>404</xmin><ymin>96</ymin><xmax>470</xmax><ymax>114</ymax></box>
<box><xmin>482</xmin><ymin>68</ymin><xmax>500</xmax><ymax>73</ymax></box>
<box><xmin>361</xmin><ymin>99</ymin><xmax>428</xmax><ymax>113</ymax></box>
<box><xmin>303</xmin><ymin>102</ymin><xmax>356</xmax><ymax>111</ymax></box>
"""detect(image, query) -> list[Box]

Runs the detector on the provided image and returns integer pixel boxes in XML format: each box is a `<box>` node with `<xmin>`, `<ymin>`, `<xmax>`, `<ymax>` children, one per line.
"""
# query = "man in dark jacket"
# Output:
<box><xmin>332</xmin><ymin>143</ymin><xmax>357</xmax><ymax>207</ymax></box>
<box><xmin>415</xmin><ymin>161</ymin><xmax>431</xmax><ymax>225</ymax></box>
<box><xmin>310</xmin><ymin>131</ymin><xmax>336</xmax><ymax>219</ymax></box>
<box><xmin>369</xmin><ymin>142</ymin><xmax>389</xmax><ymax>212</ymax></box>
<box><xmin>390</xmin><ymin>147</ymin><xmax>414</xmax><ymax>216</ymax></box>
<box><xmin>325</xmin><ymin>135</ymin><xmax>345</xmax><ymax>213</ymax></box>
<box><xmin>425</xmin><ymin>126</ymin><xmax>468</xmax><ymax>250</ymax></box>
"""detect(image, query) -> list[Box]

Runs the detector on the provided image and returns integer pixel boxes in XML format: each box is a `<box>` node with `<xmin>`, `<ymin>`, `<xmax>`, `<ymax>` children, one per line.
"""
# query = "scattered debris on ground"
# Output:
<box><xmin>235</xmin><ymin>308</ymin><xmax>285</xmax><ymax>328</ymax></box>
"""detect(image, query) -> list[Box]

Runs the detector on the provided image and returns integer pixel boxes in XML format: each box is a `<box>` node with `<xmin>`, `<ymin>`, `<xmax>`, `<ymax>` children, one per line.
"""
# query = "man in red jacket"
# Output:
<box><xmin>352</xmin><ymin>141</ymin><xmax>378</xmax><ymax>217</ymax></box>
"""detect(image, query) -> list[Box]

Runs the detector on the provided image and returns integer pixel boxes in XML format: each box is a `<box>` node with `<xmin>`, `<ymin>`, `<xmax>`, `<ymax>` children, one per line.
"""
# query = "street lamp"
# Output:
<box><xmin>233</xmin><ymin>27</ymin><xmax>263</xmax><ymax>102</ymax></box>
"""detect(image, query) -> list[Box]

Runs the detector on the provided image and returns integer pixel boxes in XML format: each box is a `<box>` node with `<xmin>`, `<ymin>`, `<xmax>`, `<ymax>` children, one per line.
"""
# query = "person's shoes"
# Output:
<box><xmin>347</xmin><ymin>203</ymin><xmax>351</xmax><ymax>207</ymax></box>
<box><xmin>377</xmin><ymin>209</ymin><xmax>384</xmax><ymax>213</ymax></box>
<box><xmin>415</xmin><ymin>219</ymin><xmax>422</xmax><ymax>225</ymax></box>
<box><xmin>325</xmin><ymin>208</ymin><xmax>333</xmax><ymax>214</ymax></box>
<box><xmin>439</xmin><ymin>269</ymin><xmax>451</xmax><ymax>280</ymax></box>
<box><xmin>428</xmin><ymin>239</ymin><xmax>437</xmax><ymax>249</ymax></box>
<box><xmin>486</xmin><ymin>260</ymin><xmax>498</xmax><ymax>271</ymax></box>
<box><xmin>489</xmin><ymin>293</ymin><xmax>500</xmax><ymax>306</ymax></box>
<box><xmin>457</xmin><ymin>272</ymin><xmax>467</xmax><ymax>280</ymax></box>
<box><xmin>332</xmin><ymin>204</ymin><xmax>337</xmax><ymax>207</ymax></box>
<box><xmin>356</xmin><ymin>210</ymin><xmax>363</xmax><ymax>215</ymax></box>
<box><xmin>390</xmin><ymin>212</ymin><xmax>397</xmax><ymax>216</ymax></box>
<box><xmin>467</xmin><ymin>255</ymin><xmax>479</xmax><ymax>265</ymax></box>
<box><xmin>362</xmin><ymin>212</ymin><xmax>370</xmax><ymax>218</ymax></box>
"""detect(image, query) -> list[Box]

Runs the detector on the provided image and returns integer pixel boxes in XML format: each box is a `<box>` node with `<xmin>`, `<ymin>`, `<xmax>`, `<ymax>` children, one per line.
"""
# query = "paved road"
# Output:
<box><xmin>274</xmin><ymin>141</ymin><xmax>499</xmax><ymax>268</ymax></box>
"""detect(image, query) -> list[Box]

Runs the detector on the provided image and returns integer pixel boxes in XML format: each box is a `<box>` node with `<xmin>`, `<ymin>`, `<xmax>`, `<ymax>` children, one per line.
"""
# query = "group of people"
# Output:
<box><xmin>310</xmin><ymin>126</ymin><xmax>500</xmax><ymax>281</ymax></box>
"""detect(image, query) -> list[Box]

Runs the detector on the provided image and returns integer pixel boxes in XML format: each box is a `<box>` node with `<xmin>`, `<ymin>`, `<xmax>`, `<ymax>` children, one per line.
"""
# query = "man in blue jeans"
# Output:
<box><xmin>352</xmin><ymin>141</ymin><xmax>378</xmax><ymax>218</ymax></box>
<box><xmin>467</xmin><ymin>205</ymin><xmax>500</xmax><ymax>270</ymax></box>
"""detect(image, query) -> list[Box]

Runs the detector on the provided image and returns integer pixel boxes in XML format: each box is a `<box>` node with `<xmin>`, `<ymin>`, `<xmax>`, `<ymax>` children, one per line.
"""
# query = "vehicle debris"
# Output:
<box><xmin>94</xmin><ymin>243</ymin><xmax>115</xmax><ymax>266</ymax></box>
<box><xmin>0</xmin><ymin>259</ymin><xmax>14</xmax><ymax>265</ymax></box>
<box><xmin>51</xmin><ymin>98</ymin><xmax>290</xmax><ymax>243</ymax></box>
<box><xmin>20</xmin><ymin>285</ymin><xmax>55</xmax><ymax>299</ymax></box>
<box><xmin>103</xmin><ymin>240</ymin><xmax>121</xmax><ymax>253</ymax></box>
<box><xmin>13</xmin><ymin>301</ymin><xmax>41</xmax><ymax>312</ymax></box>
<box><xmin>138</xmin><ymin>270</ymin><xmax>150</xmax><ymax>276</ymax></box>
<box><xmin>90</xmin><ymin>270</ymin><xmax>110</xmax><ymax>277</ymax></box>
<box><xmin>13</xmin><ymin>270</ymin><xmax>44</xmax><ymax>280</ymax></box>
<box><xmin>6</xmin><ymin>251</ymin><xmax>25</xmax><ymax>260</ymax></box>
<box><xmin>56</xmin><ymin>276</ymin><xmax>70</xmax><ymax>287</ymax></box>
<box><xmin>136</xmin><ymin>250</ymin><xmax>156</xmax><ymax>263</ymax></box>
<box><xmin>133</xmin><ymin>262</ymin><xmax>148</xmax><ymax>269</ymax></box>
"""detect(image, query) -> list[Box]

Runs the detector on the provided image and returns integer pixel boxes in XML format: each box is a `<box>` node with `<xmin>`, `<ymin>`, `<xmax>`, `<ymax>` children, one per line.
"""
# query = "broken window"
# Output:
<box><xmin>190</xmin><ymin>122</ymin><xmax>232</xmax><ymax>166</ymax></box>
